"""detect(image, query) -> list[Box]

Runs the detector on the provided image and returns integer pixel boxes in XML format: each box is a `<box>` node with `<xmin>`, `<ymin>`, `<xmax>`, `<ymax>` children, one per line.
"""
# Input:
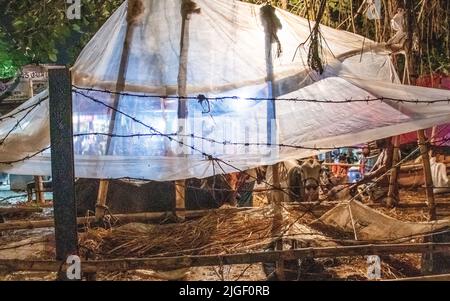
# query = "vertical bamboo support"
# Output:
<box><xmin>29</xmin><ymin>76</ymin><xmax>45</xmax><ymax>205</ymax></box>
<box><xmin>271</xmin><ymin>163</ymin><xmax>284</xmax><ymax>280</ymax></box>
<box><xmin>261</xmin><ymin>3</ymin><xmax>284</xmax><ymax>280</ymax></box>
<box><xmin>34</xmin><ymin>176</ymin><xmax>45</xmax><ymax>205</ymax></box>
<box><xmin>386</xmin><ymin>136</ymin><xmax>400</xmax><ymax>207</ymax></box>
<box><xmin>431</xmin><ymin>126</ymin><xmax>438</xmax><ymax>144</ymax></box>
<box><xmin>95</xmin><ymin>180</ymin><xmax>109</xmax><ymax>221</ymax></box>
<box><xmin>173</xmin><ymin>1</ymin><xmax>200</xmax><ymax>221</ymax></box>
<box><xmin>417</xmin><ymin>130</ymin><xmax>436</xmax><ymax>220</ymax></box>
<box><xmin>175</xmin><ymin>181</ymin><xmax>186</xmax><ymax>221</ymax></box>
<box><xmin>418</xmin><ymin>130</ymin><xmax>437</xmax><ymax>274</ymax></box>
<box><xmin>97</xmin><ymin>1</ymin><xmax>141</xmax><ymax>222</ymax></box>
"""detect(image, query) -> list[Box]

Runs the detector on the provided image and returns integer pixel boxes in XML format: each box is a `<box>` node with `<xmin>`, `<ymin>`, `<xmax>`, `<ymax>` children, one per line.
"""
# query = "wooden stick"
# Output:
<box><xmin>417</xmin><ymin>130</ymin><xmax>436</xmax><ymax>221</ymax></box>
<box><xmin>322</xmin><ymin>163</ymin><xmax>361</xmax><ymax>168</ymax></box>
<box><xmin>401</xmin><ymin>162</ymin><xmax>450</xmax><ymax>172</ymax></box>
<box><xmin>386</xmin><ymin>273</ymin><xmax>450</xmax><ymax>281</ymax></box>
<box><xmin>175</xmin><ymin>180</ymin><xmax>186</xmax><ymax>221</ymax></box>
<box><xmin>0</xmin><ymin>207</ymin><xmax>43</xmax><ymax>216</ymax></box>
<box><xmin>387</xmin><ymin>136</ymin><xmax>401</xmax><ymax>207</ymax></box>
<box><xmin>95</xmin><ymin>180</ymin><xmax>109</xmax><ymax>220</ymax></box>
<box><xmin>1</xmin><ymin>242</ymin><xmax>450</xmax><ymax>273</ymax></box>
<box><xmin>271</xmin><ymin>163</ymin><xmax>285</xmax><ymax>280</ymax></box>
<box><xmin>34</xmin><ymin>176</ymin><xmax>45</xmax><ymax>205</ymax></box>
<box><xmin>0</xmin><ymin>208</ymin><xmax>252</xmax><ymax>231</ymax></box>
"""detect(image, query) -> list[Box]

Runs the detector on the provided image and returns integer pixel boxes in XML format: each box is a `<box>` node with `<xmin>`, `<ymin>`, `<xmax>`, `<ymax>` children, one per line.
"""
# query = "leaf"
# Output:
<box><xmin>48</xmin><ymin>53</ymin><xmax>57</xmax><ymax>62</ymax></box>
<box><xmin>72</xmin><ymin>24</ymin><xmax>82</xmax><ymax>32</ymax></box>
<box><xmin>12</xmin><ymin>20</ymin><xmax>24</xmax><ymax>28</ymax></box>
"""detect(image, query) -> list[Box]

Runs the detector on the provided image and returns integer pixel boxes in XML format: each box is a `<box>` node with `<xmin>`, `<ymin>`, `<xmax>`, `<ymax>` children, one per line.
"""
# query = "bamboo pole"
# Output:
<box><xmin>1</xmin><ymin>242</ymin><xmax>450</xmax><ymax>273</ymax></box>
<box><xmin>418</xmin><ymin>129</ymin><xmax>437</xmax><ymax>274</ymax></box>
<box><xmin>417</xmin><ymin>130</ymin><xmax>436</xmax><ymax>220</ymax></box>
<box><xmin>261</xmin><ymin>2</ymin><xmax>284</xmax><ymax>280</ymax></box>
<box><xmin>0</xmin><ymin>208</ymin><xmax>252</xmax><ymax>232</ymax></box>
<box><xmin>95</xmin><ymin>180</ymin><xmax>109</xmax><ymax>221</ymax></box>
<box><xmin>386</xmin><ymin>136</ymin><xmax>400</xmax><ymax>207</ymax></box>
<box><xmin>175</xmin><ymin>181</ymin><xmax>186</xmax><ymax>221</ymax></box>
<box><xmin>2</xmin><ymin>201</ymin><xmax>450</xmax><ymax>232</ymax></box>
<box><xmin>173</xmin><ymin>1</ymin><xmax>200</xmax><ymax>221</ymax></box>
<box><xmin>271</xmin><ymin>163</ymin><xmax>284</xmax><ymax>280</ymax></box>
<box><xmin>34</xmin><ymin>176</ymin><xmax>45</xmax><ymax>205</ymax></box>
<box><xmin>387</xmin><ymin>273</ymin><xmax>450</xmax><ymax>281</ymax></box>
<box><xmin>96</xmin><ymin>1</ymin><xmax>141</xmax><ymax>226</ymax></box>
<box><xmin>0</xmin><ymin>207</ymin><xmax>43</xmax><ymax>216</ymax></box>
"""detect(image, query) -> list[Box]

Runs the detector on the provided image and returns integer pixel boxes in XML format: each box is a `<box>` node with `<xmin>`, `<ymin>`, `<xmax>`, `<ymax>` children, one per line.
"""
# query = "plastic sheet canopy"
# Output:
<box><xmin>0</xmin><ymin>0</ymin><xmax>449</xmax><ymax>181</ymax></box>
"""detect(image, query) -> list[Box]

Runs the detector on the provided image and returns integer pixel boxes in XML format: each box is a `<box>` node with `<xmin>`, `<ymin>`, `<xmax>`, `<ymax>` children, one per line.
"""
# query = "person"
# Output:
<box><xmin>235</xmin><ymin>169</ymin><xmax>257</xmax><ymax>207</ymax></box>
<box><xmin>332</xmin><ymin>153</ymin><xmax>349</xmax><ymax>179</ymax></box>
<box><xmin>429</xmin><ymin>148</ymin><xmax>450</xmax><ymax>194</ymax></box>
<box><xmin>359</xmin><ymin>145</ymin><xmax>377</xmax><ymax>176</ymax></box>
<box><xmin>357</xmin><ymin>138</ymin><xmax>396</xmax><ymax>203</ymax></box>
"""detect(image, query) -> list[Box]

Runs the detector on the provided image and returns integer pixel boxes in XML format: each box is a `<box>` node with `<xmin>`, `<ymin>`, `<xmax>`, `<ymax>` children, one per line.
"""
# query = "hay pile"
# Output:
<box><xmin>80</xmin><ymin>205</ymin><xmax>334</xmax><ymax>259</ymax></box>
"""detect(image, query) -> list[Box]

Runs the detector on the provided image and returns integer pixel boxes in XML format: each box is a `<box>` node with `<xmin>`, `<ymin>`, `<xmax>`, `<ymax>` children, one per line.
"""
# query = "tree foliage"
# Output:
<box><xmin>0</xmin><ymin>0</ymin><xmax>448</xmax><ymax>79</ymax></box>
<box><xmin>0</xmin><ymin>0</ymin><xmax>123</xmax><ymax>66</ymax></box>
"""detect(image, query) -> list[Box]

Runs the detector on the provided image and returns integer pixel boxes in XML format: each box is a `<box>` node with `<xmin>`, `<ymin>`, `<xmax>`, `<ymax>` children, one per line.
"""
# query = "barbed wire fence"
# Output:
<box><xmin>0</xmin><ymin>89</ymin><xmax>448</xmax><ymax>210</ymax></box>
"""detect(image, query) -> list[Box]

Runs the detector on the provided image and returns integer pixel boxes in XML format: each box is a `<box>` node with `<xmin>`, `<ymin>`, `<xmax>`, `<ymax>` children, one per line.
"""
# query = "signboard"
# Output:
<box><xmin>1</xmin><ymin>65</ymin><xmax>48</xmax><ymax>102</ymax></box>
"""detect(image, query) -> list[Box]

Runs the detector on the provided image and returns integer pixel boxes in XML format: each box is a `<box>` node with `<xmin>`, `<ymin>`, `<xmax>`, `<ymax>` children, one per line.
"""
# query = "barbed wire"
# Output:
<box><xmin>0</xmin><ymin>147</ymin><xmax>50</xmax><ymax>165</ymax></box>
<box><xmin>72</xmin><ymin>86</ymin><xmax>450</xmax><ymax>105</ymax></box>
<box><xmin>0</xmin><ymin>96</ymin><xmax>48</xmax><ymax>123</ymax></box>
<box><xmin>73</xmin><ymin>132</ymin><xmax>362</xmax><ymax>151</ymax></box>
<box><xmin>0</xmin><ymin>101</ymin><xmax>43</xmax><ymax>146</ymax></box>
<box><xmin>74</xmin><ymin>132</ymin><xmax>450</xmax><ymax>152</ymax></box>
<box><xmin>75</xmin><ymin>90</ymin><xmax>329</xmax><ymax>216</ymax></box>
<box><xmin>0</xmin><ymin>194</ymin><xmax>29</xmax><ymax>204</ymax></box>
<box><xmin>0</xmin><ymin>90</ymin><xmax>447</xmax><ymax>221</ymax></box>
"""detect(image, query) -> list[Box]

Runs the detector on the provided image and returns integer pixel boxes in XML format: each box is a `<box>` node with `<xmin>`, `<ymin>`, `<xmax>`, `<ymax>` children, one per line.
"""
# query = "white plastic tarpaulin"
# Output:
<box><xmin>313</xmin><ymin>200</ymin><xmax>450</xmax><ymax>241</ymax></box>
<box><xmin>0</xmin><ymin>0</ymin><xmax>449</xmax><ymax>181</ymax></box>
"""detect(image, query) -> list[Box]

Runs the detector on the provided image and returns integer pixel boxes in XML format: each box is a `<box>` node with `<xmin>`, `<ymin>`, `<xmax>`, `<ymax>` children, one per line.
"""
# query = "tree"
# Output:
<box><xmin>0</xmin><ymin>29</ymin><xmax>29</xmax><ymax>79</ymax></box>
<box><xmin>0</xmin><ymin>0</ymin><xmax>123</xmax><ymax>66</ymax></box>
<box><xmin>0</xmin><ymin>0</ymin><xmax>448</xmax><ymax>78</ymax></box>
<box><xmin>246</xmin><ymin>0</ymin><xmax>449</xmax><ymax>78</ymax></box>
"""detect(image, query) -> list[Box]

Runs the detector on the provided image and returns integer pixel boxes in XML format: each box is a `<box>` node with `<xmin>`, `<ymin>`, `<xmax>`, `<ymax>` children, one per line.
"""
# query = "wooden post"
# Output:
<box><xmin>173</xmin><ymin>1</ymin><xmax>200</xmax><ymax>220</ymax></box>
<box><xmin>95</xmin><ymin>180</ymin><xmax>109</xmax><ymax>221</ymax></box>
<box><xmin>34</xmin><ymin>176</ymin><xmax>45</xmax><ymax>205</ymax></box>
<box><xmin>175</xmin><ymin>181</ymin><xmax>186</xmax><ymax>221</ymax></box>
<box><xmin>418</xmin><ymin>129</ymin><xmax>437</xmax><ymax>274</ymax></box>
<box><xmin>48</xmin><ymin>67</ymin><xmax>78</xmax><ymax>269</ymax></box>
<box><xmin>431</xmin><ymin>126</ymin><xmax>438</xmax><ymax>144</ymax></box>
<box><xmin>261</xmin><ymin>4</ymin><xmax>284</xmax><ymax>280</ymax></box>
<box><xmin>405</xmin><ymin>0</ymin><xmax>415</xmax><ymax>84</ymax></box>
<box><xmin>417</xmin><ymin>130</ymin><xmax>436</xmax><ymax>220</ymax></box>
<box><xmin>386</xmin><ymin>136</ymin><xmax>400</xmax><ymax>207</ymax></box>
<box><xmin>2</xmin><ymin>242</ymin><xmax>450</xmax><ymax>273</ymax></box>
<box><xmin>97</xmin><ymin>1</ymin><xmax>143</xmax><ymax>221</ymax></box>
<box><xmin>28</xmin><ymin>75</ymin><xmax>46</xmax><ymax>206</ymax></box>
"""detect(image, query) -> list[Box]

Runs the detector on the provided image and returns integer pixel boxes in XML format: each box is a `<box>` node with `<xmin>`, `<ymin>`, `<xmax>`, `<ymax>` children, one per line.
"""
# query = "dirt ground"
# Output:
<box><xmin>0</xmin><ymin>188</ymin><xmax>448</xmax><ymax>281</ymax></box>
